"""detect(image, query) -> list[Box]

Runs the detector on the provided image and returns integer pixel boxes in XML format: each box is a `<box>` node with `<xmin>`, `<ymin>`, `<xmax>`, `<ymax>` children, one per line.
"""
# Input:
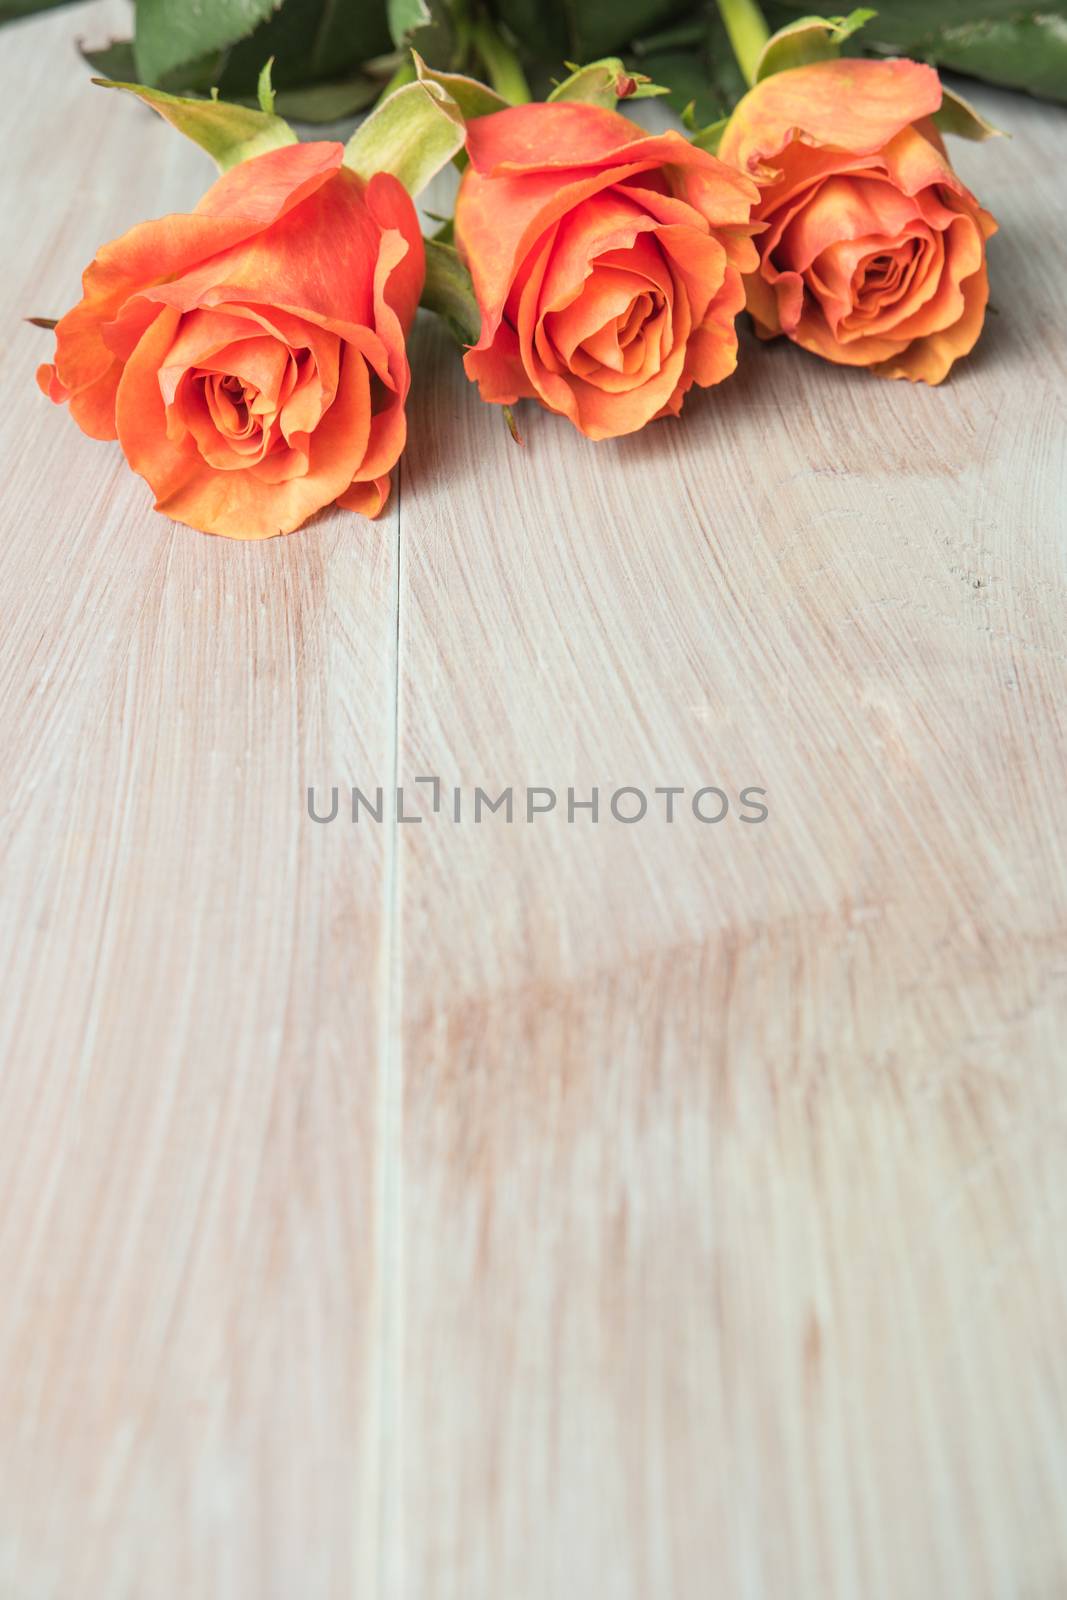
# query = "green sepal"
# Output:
<box><xmin>133</xmin><ymin>0</ymin><xmax>278</xmax><ymax>89</ymax></box>
<box><xmin>547</xmin><ymin>57</ymin><xmax>671</xmax><ymax>107</ymax></box>
<box><xmin>92</xmin><ymin>77</ymin><xmax>298</xmax><ymax>170</ymax></box>
<box><xmin>933</xmin><ymin>84</ymin><xmax>1004</xmax><ymax>141</ymax></box>
<box><xmin>343</xmin><ymin>77</ymin><xmax>465</xmax><ymax>196</ymax></box>
<box><xmin>755</xmin><ymin>9</ymin><xmax>875</xmax><ymax>79</ymax></box>
<box><xmin>412</xmin><ymin>50</ymin><xmax>510</xmax><ymax>118</ymax></box>
<box><xmin>256</xmin><ymin>56</ymin><xmax>276</xmax><ymax>114</ymax></box>
<box><xmin>420</xmin><ymin>238</ymin><xmax>481</xmax><ymax>348</ymax></box>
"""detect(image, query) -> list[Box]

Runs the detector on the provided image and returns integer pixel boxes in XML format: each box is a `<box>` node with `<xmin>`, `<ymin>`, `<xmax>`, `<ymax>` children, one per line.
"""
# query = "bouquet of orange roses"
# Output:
<box><xmin>34</xmin><ymin>2</ymin><xmax>1000</xmax><ymax>539</ymax></box>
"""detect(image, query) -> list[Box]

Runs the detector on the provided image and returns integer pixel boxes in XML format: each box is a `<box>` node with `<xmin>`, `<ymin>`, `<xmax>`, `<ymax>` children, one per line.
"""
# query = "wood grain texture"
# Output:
<box><xmin>1</xmin><ymin>4</ymin><xmax>1066</xmax><ymax>1595</ymax></box>
<box><xmin>395</xmin><ymin>81</ymin><xmax>1067</xmax><ymax>1600</ymax></box>
<box><xmin>0</xmin><ymin>6</ymin><xmax>394</xmax><ymax>1594</ymax></box>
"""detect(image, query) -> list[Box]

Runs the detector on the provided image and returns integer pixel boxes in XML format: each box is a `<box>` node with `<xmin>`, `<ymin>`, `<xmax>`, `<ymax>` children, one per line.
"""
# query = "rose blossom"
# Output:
<box><xmin>455</xmin><ymin>102</ymin><xmax>760</xmax><ymax>438</ymax></box>
<box><xmin>38</xmin><ymin>142</ymin><xmax>423</xmax><ymax>536</ymax></box>
<box><xmin>718</xmin><ymin>58</ymin><xmax>997</xmax><ymax>383</ymax></box>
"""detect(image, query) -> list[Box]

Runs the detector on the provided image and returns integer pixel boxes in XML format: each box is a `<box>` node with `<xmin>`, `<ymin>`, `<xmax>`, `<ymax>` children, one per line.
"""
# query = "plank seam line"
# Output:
<box><xmin>373</xmin><ymin>452</ymin><xmax>404</xmax><ymax>1599</ymax></box>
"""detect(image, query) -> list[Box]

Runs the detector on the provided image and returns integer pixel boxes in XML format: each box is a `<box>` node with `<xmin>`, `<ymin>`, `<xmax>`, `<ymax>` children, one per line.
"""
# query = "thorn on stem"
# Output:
<box><xmin>503</xmin><ymin>405</ymin><xmax>523</xmax><ymax>445</ymax></box>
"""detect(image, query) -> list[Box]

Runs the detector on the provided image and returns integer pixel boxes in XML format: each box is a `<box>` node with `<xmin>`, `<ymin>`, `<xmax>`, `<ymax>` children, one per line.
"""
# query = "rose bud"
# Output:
<box><xmin>454</xmin><ymin>102</ymin><xmax>760</xmax><ymax>439</ymax></box>
<box><xmin>37</xmin><ymin>142</ymin><xmax>423</xmax><ymax>537</ymax></box>
<box><xmin>718</xmin><ymin>58</ymin><xmax>997</xmax><ymax>383</ymax></box>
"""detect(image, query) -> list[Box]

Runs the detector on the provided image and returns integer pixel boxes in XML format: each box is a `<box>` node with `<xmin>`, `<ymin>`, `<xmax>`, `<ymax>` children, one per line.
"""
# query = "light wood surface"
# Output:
<box><xmin>1</xmin><ymin>5</ymin><xmax>1065</xmax><ymax>1595</ymax></box>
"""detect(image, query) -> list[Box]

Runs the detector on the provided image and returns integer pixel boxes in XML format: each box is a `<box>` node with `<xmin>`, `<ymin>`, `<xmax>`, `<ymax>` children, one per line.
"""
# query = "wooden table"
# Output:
<box><xmin>2</xmin><ymin>3</ymin><xmax>1065</xmax><ymax>1594</ymax></box>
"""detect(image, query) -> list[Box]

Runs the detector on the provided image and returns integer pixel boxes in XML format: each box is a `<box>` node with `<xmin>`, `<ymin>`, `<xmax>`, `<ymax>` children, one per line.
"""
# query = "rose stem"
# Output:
<box><xmin>715</xmin><ymin>0</ymin><xmax>771</xmax><ymax>86</ymax></box>
<box><xmin>470</xmin><ymin>18</ymin><xmax>532</xmax><ymax>104</ymax></box>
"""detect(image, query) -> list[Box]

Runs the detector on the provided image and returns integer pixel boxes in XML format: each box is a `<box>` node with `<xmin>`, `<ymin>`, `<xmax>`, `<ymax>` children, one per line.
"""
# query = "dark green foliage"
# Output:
<box><xmin>9</xmin><ymin>0</ymin><xmax>1067</xmax><ymax>115</ymax></box>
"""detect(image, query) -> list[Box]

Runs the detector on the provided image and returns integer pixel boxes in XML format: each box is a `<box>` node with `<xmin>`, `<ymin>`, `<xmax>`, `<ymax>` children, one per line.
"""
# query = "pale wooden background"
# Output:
<box><xmin>1</xmin><ymin>3</ymin><xmax>1065</xmax><ymax>1596</ymax></box>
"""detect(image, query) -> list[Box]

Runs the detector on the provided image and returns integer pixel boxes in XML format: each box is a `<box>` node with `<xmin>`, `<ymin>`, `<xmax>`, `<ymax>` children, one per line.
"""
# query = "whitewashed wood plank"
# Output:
<box><xmin>394</xmin><ymin>86</ymin><xmax>1067</xmax><ymax>1600</ymax></box>
<box><xmin>0</xmin><ymin>5</ymin><xmax>395</xmax><ymax>1595</ymax></box>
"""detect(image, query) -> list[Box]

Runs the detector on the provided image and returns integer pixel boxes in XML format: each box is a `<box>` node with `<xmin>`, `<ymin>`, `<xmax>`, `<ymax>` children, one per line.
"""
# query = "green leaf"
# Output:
<box><xmin>917</xmin><ymin>12</ymin><xmax>1067</xmax><ymax>104</ymax></box>
<box><xmin>79</xmin><ymin>38</ymin><xmax>138</xmax><ymax>80</ymax></box>
<box><xmin>495</xmin><ymin>0</ymin><xmax>694</xmax><ymax>63</ymax></box>
<box><xmin>92</xmin><ymin>78</ymin><xmax>298</xmax><ymax>170</ymax></box>
<box><xmin>630</xmin><ymin>3</ymin><xmax>749</xmax><ymax>121</ymax></box>
<box><xmin>756</xmin><ymin>9</ymin><xmax>875</xmax><ymax>79</ymax></box>
<box><xmin>763</xmin><ymin>0</ymin><xmax>1067</xmax><ymax>104</ymax></box>
<box><xmin>133</xmin><ymin>0</ymin><xmax>280</xmax><ymax>88</ymax></box>
<box><xmin>217</xmin><ymin>0</ymin><xmax>393</xmax><ymax>103</ymax></box>
<box><xmin>420</xmin><ymin>238</ymin><xmax>481</xmax><ymax>346</ymax></box>
<box><xmin>386</xmin><ymin>0</ymin><xmax>458</xmax><ymax>76</ymax></box>
<box><xmin>0</xmin><ymin>0</ymin><xmax>78</xmax><ymax>18</ymax></box>
<box><xmin>547</xmin><ymin>56</ymin><xmax>670</xmax><ymax>106</ymax></box>
<box><xmin>343</xmin><ymin>77</ymin><xmax>466</xmax><ymax>195</ymax></box>
<box><xmin>413</xmin><ymin>51</ymin><xmax>510</xmax><ymax>118</ymax></box>
<box><xmin>933</xmin><ymin>83</ymin><xmax>1004</xmax><ymax>139</ymax></box>
<box><xmin>389</xmin><ymin>0</ymin><xmax>432</xmax><ymax>47</ymax></box>
<box><xmin>272</xmin><ymin>74</ymin><xmax>382</xmax><ymax>121</ymax></box>
<box><xmin>636</xmin><ymin>16</ymin><xmax>748</xmax><ymax>125</ymax></box>
<box><xmin>489</xmin><ymin>0</ymin><xmax>569</xmax><ymax>71</ymax></box>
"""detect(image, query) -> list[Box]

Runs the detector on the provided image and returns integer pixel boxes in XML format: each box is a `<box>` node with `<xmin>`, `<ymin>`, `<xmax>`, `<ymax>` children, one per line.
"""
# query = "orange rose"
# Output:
<box><xmin>38</xmin><ymin>142</ymin><xmax>423</xmax><ymax>537</ymax></box>
<box><xmin>454</xmin><ymin>103</ymin><xmax>760</xmax><ymax>439</ymax></box>
<box><xmin>718</xmin><ymin>59</ymin><xmax>997</xmax><ymax>383</ymax></box>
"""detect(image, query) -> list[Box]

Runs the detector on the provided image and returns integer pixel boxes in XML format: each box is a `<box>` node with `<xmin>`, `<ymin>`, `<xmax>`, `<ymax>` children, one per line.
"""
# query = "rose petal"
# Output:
<box><xmin>116</xmin><ymin>308</ymin><xmax>374</xmax><ymax>537</ymax></box>
<box><xmin>458</xmin><ymin>111</ymin><xmax>756</xmax><ymax>354</ymax></box>
<box><xmin>135</xmin><ymin>165</ymin><xmax>381</xmax><ymax>331</ymax></box>
<box><xmin>547</xmin><ymin>236</ymin><xmax>671</xmax><ymax>359</ymax></box>
<box><xmin>775</xmin><ymin>176</ymin><xmax>922</xmax><ymax>275</ymax></box>
<box><xmin>39</xmin><ymin>143</ymin><xmax>346</xmax><ymax>441</ymax></box>
<box><xmin>719</xmin><ymin>58</ymin><xmax>942</xmax><ymax>176</ymax></box>
<box><xmin>872</xmin><ymin>260</ymin><xmax>990</xmax><ymax>384</ymax></box>
<box><xmin>462</xmin><ymin>322</ymin><xmax>537</xmax><ymax>406</ymax></box>
<box><xmin>337</xmin><ymin>475</ymin><xmax>392</xmax><ymax>518</ymax></box>
<box><xmin>537</xmin><ymin>191</ymin><xmax>661</xmax><ymax>316</ymax></box>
